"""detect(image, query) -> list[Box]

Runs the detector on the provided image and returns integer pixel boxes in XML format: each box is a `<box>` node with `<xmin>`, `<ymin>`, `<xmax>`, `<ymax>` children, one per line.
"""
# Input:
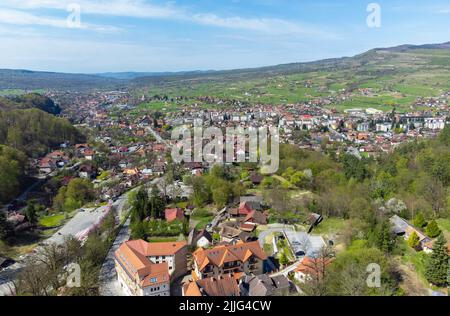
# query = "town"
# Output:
<box><xmin>1</xmin><ymin>79</ymin><xmax>449</xmax><ymax>296</ymax></box>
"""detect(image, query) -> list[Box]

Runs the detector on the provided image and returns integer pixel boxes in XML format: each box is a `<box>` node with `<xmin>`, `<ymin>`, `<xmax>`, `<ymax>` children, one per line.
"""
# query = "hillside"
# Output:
<box><xmin>0</xmin><ymin>42</ymin><xmax>449</xmax><ymax>111</ymax></box>
<box><xmin>134</xmin><ymin>41</ymin><xmax>450</xmax><ymax>112</ymax></box>
<box><xmin>0</xmin><ymin>69</ymin><xmax>124</xmax><ymax>91</ymax></box>
<box><xmin>0</xmin><ymin>93</ymin><xmax>61</xmax><ymax>115</ymax></box>
<box><xmin>0</xmin><ymin>108</ymin><xmax>84</xmax><ymax>158</ymax></box>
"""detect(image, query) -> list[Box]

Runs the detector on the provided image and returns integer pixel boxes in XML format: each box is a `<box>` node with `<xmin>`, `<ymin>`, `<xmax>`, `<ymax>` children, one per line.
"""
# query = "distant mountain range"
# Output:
<box><xmin>0</xmin><ymin>41</ymin><xmax>448</xmax><ymax>91</ymax></box>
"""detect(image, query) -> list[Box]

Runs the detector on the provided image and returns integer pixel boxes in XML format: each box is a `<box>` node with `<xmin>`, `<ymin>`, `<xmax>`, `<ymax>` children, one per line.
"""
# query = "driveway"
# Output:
<box><xmin>258</xmin><ymin>224</ymin><xmax>325</xmax><ymax>258</ymax></box>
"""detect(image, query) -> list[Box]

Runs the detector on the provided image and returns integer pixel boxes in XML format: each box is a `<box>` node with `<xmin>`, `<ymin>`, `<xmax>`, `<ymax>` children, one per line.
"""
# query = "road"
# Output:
<box><xmin>0</xmin><ymin>190</ymin><xmax>130</xmax><ymax>296</ymax></box>
<box><xmin>146</xmin><ymin>126</ymin><xmax>168</xmax><ymax>145</ymax></box>
<box><xmin>98</xmin><ymin>217</ymin><xmax>131</xmax><ymax>296</ymax></box>
<box><xmin>97</xmin><ymin>181</ymin><xmax>163</xmax><ymax>296</ymax></box>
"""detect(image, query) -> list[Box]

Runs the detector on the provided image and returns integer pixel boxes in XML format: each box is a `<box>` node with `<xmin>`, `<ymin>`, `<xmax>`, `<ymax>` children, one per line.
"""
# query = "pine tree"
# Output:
<box><xmin>425</xmin><ymin>220</ymin><xmax>441</xmax><ymax>238</ymax></box>
<box><xmin>425</xmin><ymin>233</ymin><xmax>448</xmax><ymax>287</ymax></box>
<box><xmin>413</xmin><ymin>212</ymin><xmax>426</xmax><ymax>228</ymax></box>
<box><xmin>407</xmin><ymin>231</ymin><xmax>420</xmax><ymax>249</ymax></box>
<box><xmin>149</xmin><ymin>186</ymin><xmax>164</xmax><ymax>219</ymax></box>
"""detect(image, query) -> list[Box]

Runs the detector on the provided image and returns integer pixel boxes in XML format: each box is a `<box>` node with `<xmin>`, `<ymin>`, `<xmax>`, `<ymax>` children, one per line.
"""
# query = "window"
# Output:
<box><xmin>150</xmin><ymin>277</ymin><xmax>157</xmax><ymax>283</ymax></box>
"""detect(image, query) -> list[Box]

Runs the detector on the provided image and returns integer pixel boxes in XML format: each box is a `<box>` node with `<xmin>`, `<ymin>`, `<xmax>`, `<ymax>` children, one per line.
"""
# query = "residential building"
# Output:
<box><xmin>165</xmin><ymin>207</ymin><xmax>185</xmax><ymax>223</ymax></box>
<box><xmin>115</xmin><ymin>239</ymin><xmax>188</xmax><ymax>296</ymax></box>
<box><xmin>192</xmin><ymin>241</ymin><xmax>266</xmax><ymax>280</ymax></box>
<box><xmin>294</xmin><ymin>256</ymin><xmax>332</xmax><ymax>283</ymax></box>
<box><xmin>239</xmin><ymin>274</ymin><xmax>290</xmax><ymax>296</ymax></box>
<box><xmin>182</xmin><ymin>275</ymin><xmax>240</xmax><ymax>296</ymax></box>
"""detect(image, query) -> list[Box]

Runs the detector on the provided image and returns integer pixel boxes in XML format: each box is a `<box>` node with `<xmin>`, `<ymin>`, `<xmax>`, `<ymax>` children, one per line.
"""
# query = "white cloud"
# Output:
<box><xmin>0</xmin><ymin>0</ymin><xmax>180</xmax><ymax>19</ymax></box>
<box><xmin>0</xmin><ymin>8</ymin><xmax>120</xmax><ymax>31</ymax></box>
<box><xmin>191</xmin><ymin>14</ymin><xmax>338</xmax><ymax>38</ymax></box>
<box><xmin>0</xmin><ymin>0</ymin><xmax>337</xmax><ymax>38</ymax></box>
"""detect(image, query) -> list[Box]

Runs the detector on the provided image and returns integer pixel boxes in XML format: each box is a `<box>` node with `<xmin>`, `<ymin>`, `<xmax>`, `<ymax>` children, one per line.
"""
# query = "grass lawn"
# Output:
<box><xmin>436</xmin><ymin>218</ymin><xmax>450</xmax><ymax>241</ymax></box>
<box><xmin>401</xmin><ymin>241</ymin><xmax>430</xmax><ymax>285</ymax></box>
<box><xmin>312</xmin><ymin>217</ymin><xmax>347</xmax><ymax>235</ymax></box>
<box><xmin>191</xmin><ymin>208</ymin><xmax>214</xmax><ymax>230</ymax></box>
<box><xmin>39</xmin><ymin>214</ymin><xmax>65</xmax><ymax>227</ymax></box>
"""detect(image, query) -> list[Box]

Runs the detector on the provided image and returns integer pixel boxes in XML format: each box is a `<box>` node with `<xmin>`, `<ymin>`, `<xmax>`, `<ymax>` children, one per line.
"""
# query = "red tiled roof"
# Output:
<box><xmin>115</xmin><ymin>239</ymin><xmax>187</xmax><ymax>288</ymax></box>
<box><xmin>165</xmin><ymin>208</ymin><xmax>185</xmax><ymax>223</ymax></box>
<box><xmin>238</xmin><ymin>202</ymin><xmax>253</xmax><ymax>216</ymax></box>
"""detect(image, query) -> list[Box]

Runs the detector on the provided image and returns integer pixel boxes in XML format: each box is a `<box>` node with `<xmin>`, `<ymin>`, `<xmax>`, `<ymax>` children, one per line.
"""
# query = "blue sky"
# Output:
<box><xmin>0</xmin><ymin>0</ymin><xmax>448</xmax><ymax>73</ymax></box>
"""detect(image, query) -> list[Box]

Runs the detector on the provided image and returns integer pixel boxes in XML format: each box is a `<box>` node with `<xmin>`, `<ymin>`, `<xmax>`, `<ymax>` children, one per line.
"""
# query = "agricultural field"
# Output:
<box><xmin>135</xmin><ymin>47</ymin><xmax>450</xmax><ymax>113</ymax></box>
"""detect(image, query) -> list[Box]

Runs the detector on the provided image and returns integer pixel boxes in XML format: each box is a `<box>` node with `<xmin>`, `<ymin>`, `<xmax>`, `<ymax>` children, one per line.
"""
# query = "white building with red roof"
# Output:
<box><xmin>114</xmin><ymin>239</ymin><xmax>187</xmax><ymax>296</ymax></box>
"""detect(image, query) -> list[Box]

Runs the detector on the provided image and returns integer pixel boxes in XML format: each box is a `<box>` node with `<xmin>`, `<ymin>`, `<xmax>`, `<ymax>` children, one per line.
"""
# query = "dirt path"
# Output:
<box><xmin>397</xmin><ymin>261</ymin><xmax>431</xmax><ymax>296</ymax></box>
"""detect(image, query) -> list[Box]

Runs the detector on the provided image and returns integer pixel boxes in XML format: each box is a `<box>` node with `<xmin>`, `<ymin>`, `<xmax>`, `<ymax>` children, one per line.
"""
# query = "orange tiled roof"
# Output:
<box><xmin>184</xmin><ymin>275</ymin><xmax>240</xmax><ymax>297</ymax></box>
<box><xmin>125</xmin><ymin>239</ymin><xmax>187</xmax><ymax>256</ymax></box>
<box><xmin>295</xmin><ymin>257</ymin><xmax>332</xmax><ymax>276</ymax></box>
<box><xmin>183</xmin><ymin>281</ymin><xmax>203</xmax><ymax>296</ymax></box>
<box><xmin>115</xmin><ymin>239</ymin><xmax>187</xmax><ymax>288</ymax></box>
<box><xmin>193</xmin><ymin>241</ymin><xmax>266</xmax><ymax>272</ymax></box>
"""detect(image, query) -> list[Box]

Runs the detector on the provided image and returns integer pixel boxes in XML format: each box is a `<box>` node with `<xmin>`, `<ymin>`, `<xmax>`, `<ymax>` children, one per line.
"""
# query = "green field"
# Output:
<box><xmin>39</xmin><ymin>214</ymin><xmax>65</xmax><ymax>227</ymax></box>
<box><xmin>133</xmin><ymin>47</ymin><xmax>450</xmax><ymax>113</ymax></box>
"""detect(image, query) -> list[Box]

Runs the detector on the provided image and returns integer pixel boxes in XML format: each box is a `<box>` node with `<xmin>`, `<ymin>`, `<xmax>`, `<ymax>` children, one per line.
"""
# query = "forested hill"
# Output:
<box><xmin>0</xmin><ymin>94</ymin><xmax>84</xmax><ymax>158</ymax></box>
<box><xmin>0</xmin><ymin>93</ymin><xmax>61</xmax><ymax>115</ymax></box>
<box><xmin>0</xmin><ymin>109</ymin><xmax>84</xmax><ymax>158</ymax></box>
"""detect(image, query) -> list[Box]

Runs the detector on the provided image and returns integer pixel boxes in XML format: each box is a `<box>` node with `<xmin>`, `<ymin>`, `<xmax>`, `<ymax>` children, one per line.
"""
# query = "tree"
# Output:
<box><xmin>191</xmin><ymin>176</ymin><xmax>211</xmax><ymax>207</ymax></box>
<box><xmin>407</xmin><ymin>231</ymin><xmax>420</xmax><ymax>249</ymax></box>
<box><xmin>341</xmin><ymin>154</ymin><xmax>370</xmax><ymax>182</ymax></box>
<box><xmin>0</xmin><ymin>145</ymin><xmax>26</xmax><ymax>203</ymax></box>
<box><xmin>325</xmin><ymin>244</ymin><xmax>399</xmax><ymax>296</ymax></box>
<box><xmin>211</xmin><ymin>180</ymin><xmax>232</xmax><ymax>208</ymax></box>
<box><xmin>83</xmin><ymin>232</ymin><xmax>107</xmax><ymax>266</ymax></box>
<box><xmin>296</xmin><ymin>246</ymin><xmax>334</xmax><ymax>296</ymax></box>
<box><xmin>131</xmin><ymin>187</ymin><xmax>149</xmax><ymax>222</ymax></box>
<box><xmin>131</xmin><ymin>221</ymin><xmax>147</xmax><ymax>240</ymax></box>
<box><xmin>371</xmin><ymin>220</ymin><xmax>394</xmax><ymax>253</ymax></box>
<box><xmin>425</xmin><ymin>233</ymin><xmax>448</xmax><ymax>287</ymax></box>
<box><xmin>148</xmin><ymin>186</ymin><xmax>164</xmax><ymax>219</ymax></box>
<box><xmin>279</xmin><ymin>250</ymin><xmax>289</xmax><ymax>267</ymax></box>
<box><xmin>0</xmin><ymin>211</ymin><xmax>13</xmax><ymax>240</ymax></box>
<box><xmin>53</xmin><ymin>186</ymin><xmax>67</xmax><ymax>212</ymax></box>
<box><xmin>413</xmin><ymin>212</ymin><xmax>426</xmax><ymax>228</ymax></box>
<box><xmin>24</xmin><ymin>201</ymin><xmax>38</xmax><ymax>226</ymax></box>
<box><xmin>425</xmin><ymin>220</ymin><xmax>441</xmax><ymax>238</ymax></box>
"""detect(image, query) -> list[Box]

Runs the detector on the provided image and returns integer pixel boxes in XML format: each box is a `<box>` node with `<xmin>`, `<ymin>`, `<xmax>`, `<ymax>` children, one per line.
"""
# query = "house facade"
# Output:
<box><xmin>114</xmin><ymin>239</ymin><xmax>188</xmax><ymax>296</ymax></box>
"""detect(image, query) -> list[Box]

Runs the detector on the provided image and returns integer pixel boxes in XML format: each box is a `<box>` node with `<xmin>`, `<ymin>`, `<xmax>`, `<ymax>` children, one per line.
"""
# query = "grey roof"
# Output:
<box><xmin>390</xmin><ymin>215</ymin><xmax>409</xmax><ymax>234</ymax></box>
<box><xmin>243</xmin><ymin>274</ymin><xmax>290</xmax><ymax>296</ymax></box>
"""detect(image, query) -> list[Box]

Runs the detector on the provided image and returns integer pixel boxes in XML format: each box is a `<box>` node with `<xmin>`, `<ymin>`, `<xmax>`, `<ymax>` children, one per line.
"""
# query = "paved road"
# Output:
<box><xmin>0</xmin><ymin>191</ymin><xmax>130</xmax><ymax>296</ymax></box>
<box><xmin>146</xmin><ymin>126</ymin><xmax>168</xmax><ymax>145</ymax></box>
<box><xmin>44</xmin><ymin>206</ymin><xmax>109</xmax><ymax>246</ymax></box>
<box><xmin>258</xmin><ymin>224</ymin><xmax>296</xmax><ymax>247</ymax></box>
<box><xmin>98</xmin><ymin>217</ymin><xmax>131</xmax><ymax>296</ymax></box>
